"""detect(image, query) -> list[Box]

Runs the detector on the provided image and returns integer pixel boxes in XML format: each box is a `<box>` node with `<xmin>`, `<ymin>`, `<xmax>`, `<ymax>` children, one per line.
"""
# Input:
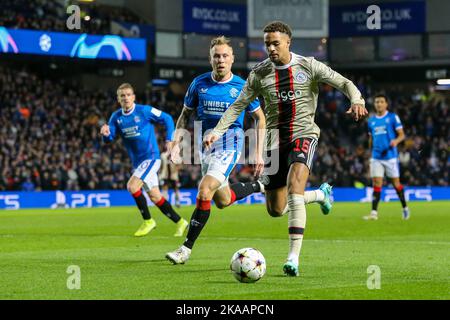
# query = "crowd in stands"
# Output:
<box><xmin>0</xmin><ymin>0</ymin><xmax>144</xmax><ymax>35</ymax></box>
<box><xmin>311</xmin><ymin>81</ymin><xmax>449</xmax><ymax>188</ymax></box>
<box><xmin>0</xmin><ymin>64</ymin><xmax>448</xmax><ymax>192</ymax></box>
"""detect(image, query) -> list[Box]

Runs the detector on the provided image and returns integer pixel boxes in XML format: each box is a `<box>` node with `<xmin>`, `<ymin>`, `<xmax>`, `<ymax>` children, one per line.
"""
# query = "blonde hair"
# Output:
<box><xmin>210</xmin><ymin>36</ymin><xmax>232</xmax><ymax>50</ymax></box>
<box><xmin>117</xmin><ymin>83</ymin><xmax>134</xmax><ymax>95</ymax></box>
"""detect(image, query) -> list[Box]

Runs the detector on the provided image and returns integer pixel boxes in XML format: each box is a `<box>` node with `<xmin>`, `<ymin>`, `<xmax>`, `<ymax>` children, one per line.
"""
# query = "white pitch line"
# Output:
<box><xmin>194</xmin><ymin>237</ymin><xmax>450</xmax><ymax>246</ymax></box>
<box><xmin>1</xmin><ymin>234</ymin><xmax>449</xmax><ymax>246</ymax></box>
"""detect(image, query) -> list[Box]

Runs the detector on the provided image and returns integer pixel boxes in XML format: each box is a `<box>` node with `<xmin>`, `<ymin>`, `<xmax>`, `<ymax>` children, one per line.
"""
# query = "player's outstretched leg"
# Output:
<box><xmin>166</xmin><ymin>198</ymin><xmax>210</xmax><ymax>264</ymax></box>
<box><xmin>212</xmin><ymin>177</ymin><xmax>264</xmax><ymax>209</ymax></box>
<box><xmin>127</xmin><ymin>176</ymin><xmax>157</xmax><ymax>236</ymax></box>
<box><xmin>283</xmin><ymin>163</ymin><xmax>309</xmax><ymax>277</ymax></box>
<box><xmin>393</xmin><ymin>181</ymin><xmax>410</xmax><ymax>220</ymax></box>
<box><xmin>166</xmin><ymin>176</ymin><xmax>219</xmax><ymax>264</ymax></box>
<box><xmin>148</xmin><ymin>187</ymin><xmax>188</xmax><ymax>237</ymax></box>
<box><xmin>363</xmin><ymin>184</ymin><xmax>381</xmax><ymax>221</ymax></box>
<box><xmin>283</xmin><ymin>194</ymin><xmax>305</xmax><ymax>277</ymax></box>
<box><xmin>154</xmin><ymin>197</ymin><xmax>188</xmax><ymax>236</ymax></box>
<box><xmin>148</xmin><ymin>187</ymin><xmax>189</xmax><ymax>237</ymax></box>
<box><xmin>230</xmin><ymin>180</ymin><xmax>264</xmax><ymax>202</ymax></box>
<box><xmin>303</xmin><ymin>182</ymin><xmax>333</xmax><ymax>214</ymax></box>
<box><xmin>130</xmin><ymin>189</ymin><xmax>157</xmax><ymax>237</ymax></box>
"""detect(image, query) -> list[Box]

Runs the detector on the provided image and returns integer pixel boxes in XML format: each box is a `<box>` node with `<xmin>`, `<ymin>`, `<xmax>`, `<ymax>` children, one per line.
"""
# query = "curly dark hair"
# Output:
<box><xmin>263</xmin><ymin>21</ymin><xmax>292</xmax><ymax>39</ymax></box>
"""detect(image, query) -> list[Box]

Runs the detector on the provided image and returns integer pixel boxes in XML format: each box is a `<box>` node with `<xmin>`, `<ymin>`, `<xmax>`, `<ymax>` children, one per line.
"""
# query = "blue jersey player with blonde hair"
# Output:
<box><xmin>100</xmin><ymin>83</ymin><xmax>189</xmax><ymax>237</ymax></box>
<box><xmin>364</xmin><ymin>94</ymin><xmax>410</xmax><ymax>220</ymax></box>
<box><xmin>166</xmin><ymin>36</ymin><xmax>266</xmax><ymax>264</ymax></box>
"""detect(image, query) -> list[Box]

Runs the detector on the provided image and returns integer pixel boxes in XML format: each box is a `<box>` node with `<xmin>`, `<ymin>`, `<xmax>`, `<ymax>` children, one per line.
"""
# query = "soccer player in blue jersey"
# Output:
<box><xmin>100</xmin><ymin>83</ymin><xmax>189</xmax><ymax>236</ymax></box>
<box><xmin>165</xmin><ymin>36</ymin><xmax>266</xmax><ymax>264</ymax></box>
<box><xmin>364</xmin><ymin>94</ymin><xmax>410</xmax><ymax>220</ymax></box>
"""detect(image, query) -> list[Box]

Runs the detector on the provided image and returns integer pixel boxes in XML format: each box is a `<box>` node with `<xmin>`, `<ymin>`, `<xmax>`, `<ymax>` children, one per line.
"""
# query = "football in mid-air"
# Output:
<box><xmin>230</xmin><ymin>248</ymin><xmax>266</xmax><ymax>283</ymax></box>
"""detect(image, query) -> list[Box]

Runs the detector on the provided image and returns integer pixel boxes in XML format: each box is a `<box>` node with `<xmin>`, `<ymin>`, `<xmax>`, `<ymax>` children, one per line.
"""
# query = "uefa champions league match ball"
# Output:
<box><xmin>230</xmin><ymin>248</ymin><xmax>266</xmax><ymax>283</ymax></box>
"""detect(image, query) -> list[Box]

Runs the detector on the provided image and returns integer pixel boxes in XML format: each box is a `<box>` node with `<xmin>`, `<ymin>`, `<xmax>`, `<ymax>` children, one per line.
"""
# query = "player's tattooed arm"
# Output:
<box><xmin>174</xmin><ymin>106</ymin><xmax>194</xmax><ymax>144</ymax></box>
<box><xmin>169</xmin><ymin>106</ymin><xmax>193</xmax><ymax>163</ymax></box>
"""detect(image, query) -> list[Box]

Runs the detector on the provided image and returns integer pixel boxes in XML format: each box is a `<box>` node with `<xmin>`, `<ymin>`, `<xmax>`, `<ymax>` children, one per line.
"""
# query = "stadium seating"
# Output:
<box><xmin>0</xmin><ymin>65</ymin><xmax>448</xmax><ymax>191</ymax></box>
<box><xmin>0</xmin><ymin>0</ymin><xmax>144</xmax><ymax>34</ymax></box>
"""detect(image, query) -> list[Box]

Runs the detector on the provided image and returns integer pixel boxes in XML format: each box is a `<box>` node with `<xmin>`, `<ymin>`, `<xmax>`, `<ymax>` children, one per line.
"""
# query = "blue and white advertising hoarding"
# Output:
<box><xmin>329</xmin><ymin>1</ymin><xmax>426</xmax><ymax>37</ymax></box>
<box><xmin>183</xmin><ymin>0</ymin><xmax>247</xmax><ymax>37</ymax></box>
<box><xmin>0</xmin><ymin>187</ymin><xmax>448</xmax><ymax>210</ymax></box>
<box><xmin>0</xmin><ymin>27</ymin><xmax>147</xmax><ymax>62</ymax></box>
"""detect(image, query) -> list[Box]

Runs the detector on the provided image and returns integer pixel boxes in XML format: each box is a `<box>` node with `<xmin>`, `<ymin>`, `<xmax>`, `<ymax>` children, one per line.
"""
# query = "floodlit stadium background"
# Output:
<box><xmin>0</xmin><ymin>0</ymin><xmax>448</xmax><ymax>208</ymax></box>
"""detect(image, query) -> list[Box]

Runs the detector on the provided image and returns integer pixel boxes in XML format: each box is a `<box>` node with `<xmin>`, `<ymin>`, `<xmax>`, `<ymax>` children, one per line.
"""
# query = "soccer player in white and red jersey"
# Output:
<box><xmin>204</xmin><ymin>22</ymin><xmax>368</xmax><ymax>276</ymax></box>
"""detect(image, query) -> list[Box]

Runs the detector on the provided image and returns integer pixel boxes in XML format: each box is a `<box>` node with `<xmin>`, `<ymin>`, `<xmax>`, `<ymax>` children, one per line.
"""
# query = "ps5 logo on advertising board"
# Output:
<box><xmin>52</xmin><ymin>191</ymin><xmax>111</xmax><ymax>208</ymax></box>
<box><xmin>384</xmin><ymin>189</ymin><xmax>432</xmax><ymax>202</ymax></box>
<box><xmin>0</xmin><ymin>195</ymin><xmax>20</xmax><ymax>210</ymax></box>
<box><xmin>360</xmin><ymin>188</ymin><xmax>432</xmax><ymax>202</ymax></box>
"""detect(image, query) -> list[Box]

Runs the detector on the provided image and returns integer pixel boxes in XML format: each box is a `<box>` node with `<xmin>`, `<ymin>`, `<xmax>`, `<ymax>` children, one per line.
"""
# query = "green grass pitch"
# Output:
<box><xmin>0</xmin><ymin>201</ymin><xmax>449</xmax><ymax>300</ymax></box>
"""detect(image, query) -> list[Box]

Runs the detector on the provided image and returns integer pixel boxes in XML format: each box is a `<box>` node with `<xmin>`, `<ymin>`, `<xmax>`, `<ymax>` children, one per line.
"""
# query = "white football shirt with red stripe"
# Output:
<box><xmin>213</xmin><ymin>53</ymin><xmax>365</xmax><ymax>150</ymax></box>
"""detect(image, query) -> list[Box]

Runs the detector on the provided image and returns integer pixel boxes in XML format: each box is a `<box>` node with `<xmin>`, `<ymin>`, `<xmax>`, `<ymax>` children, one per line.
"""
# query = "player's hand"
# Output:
<box><xmin>169</xmin><ymin>143</ymin><xmax>182</xmax><ymax>164</ymax></box>
<box><xmin>390</xmin><ymin>140</ymin><xmax>399</xmax><ymax>147</ymax></box>
<box><xmin>202</xmin><ymin>132</ymin><xmax>220</xmax><ymax>150</ymax></box>
<box><xmin>100</xmin><ymin>124</ymin><xmax>110</xmax><ymax>136</ymax></box>
<box><xmin>346</xmin><ymin>104</ymin><xmax>368</xmax><ymax>121</ymax></box>
<box><xmin>253</xmin><ymin>154</ymin><xmax>265</xmax><ymax>177</ymax></box>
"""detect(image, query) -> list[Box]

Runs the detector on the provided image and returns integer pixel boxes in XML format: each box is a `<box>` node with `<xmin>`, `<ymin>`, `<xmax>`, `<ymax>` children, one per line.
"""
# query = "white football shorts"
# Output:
<box><xmin>370</xmin><ymin>158</ymin><xmax>400</xmax><ymax>178</ymax></box>
<box><xmin>133</xmin><ymin>159</ymin><xmax>161</xmax><ymax>192</ymax></box>
<box><xmin>201</xmin><ymin>150</ymin><xmax>240</xmax><ymax>188</ymax></box>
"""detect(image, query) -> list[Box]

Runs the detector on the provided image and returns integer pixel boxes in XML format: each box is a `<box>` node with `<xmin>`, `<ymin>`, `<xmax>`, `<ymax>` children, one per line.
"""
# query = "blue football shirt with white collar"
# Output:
<box><xmin>368</xmin><ymin>111</ymin><xmax>403</xmax><ymax>160</ymax></box>
<box><xmin>184</xmin><ymin>72</ymin><xmax>260</xmax><ymax>153</ymax></box>
<box><xmin>103</xmin><ymin>103</ymin><xmax>174</xmax><ymax>168</ymax></box>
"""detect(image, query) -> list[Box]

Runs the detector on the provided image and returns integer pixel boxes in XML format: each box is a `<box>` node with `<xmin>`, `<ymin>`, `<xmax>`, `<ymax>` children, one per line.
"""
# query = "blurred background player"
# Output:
<box><xmin>364</xmin><ymin>94</ymin><xmax>410</xmax><ymax>221</ymax></box>
<box><xmin>204</xmin><ymin>21</ymin><xmax>367</xmax><ymax>276</ymax></box>
<box><xmin>166</xmin><ymin>36</ymin><xmax>266</xmax><ymax>264</ymax></box>
<box><xmin>159</xmin><ymin>149</ymin><xmax>181</xmax><ymax>208</ymax></box>
<box><xmin>100</xmin><ymin>83</ymin><xmax>188</xmax><ymax>237</ymax></box>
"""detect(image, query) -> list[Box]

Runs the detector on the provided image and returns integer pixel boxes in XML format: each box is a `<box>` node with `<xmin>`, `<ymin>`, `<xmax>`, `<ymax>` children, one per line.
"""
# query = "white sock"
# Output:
<box><xmin>304</xmin><ymin>190</ymin><xmax>325</xmax><ymax>204</ymax></box>
<box><xmin>287</xmin><ymin>194</ymin><xmax>306</xmax><ymax>263</ymax></box>
<box><xmin>371</xmin><ymin>210</ymin><xmax>378</xmax><ymax>215</ymax></box>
